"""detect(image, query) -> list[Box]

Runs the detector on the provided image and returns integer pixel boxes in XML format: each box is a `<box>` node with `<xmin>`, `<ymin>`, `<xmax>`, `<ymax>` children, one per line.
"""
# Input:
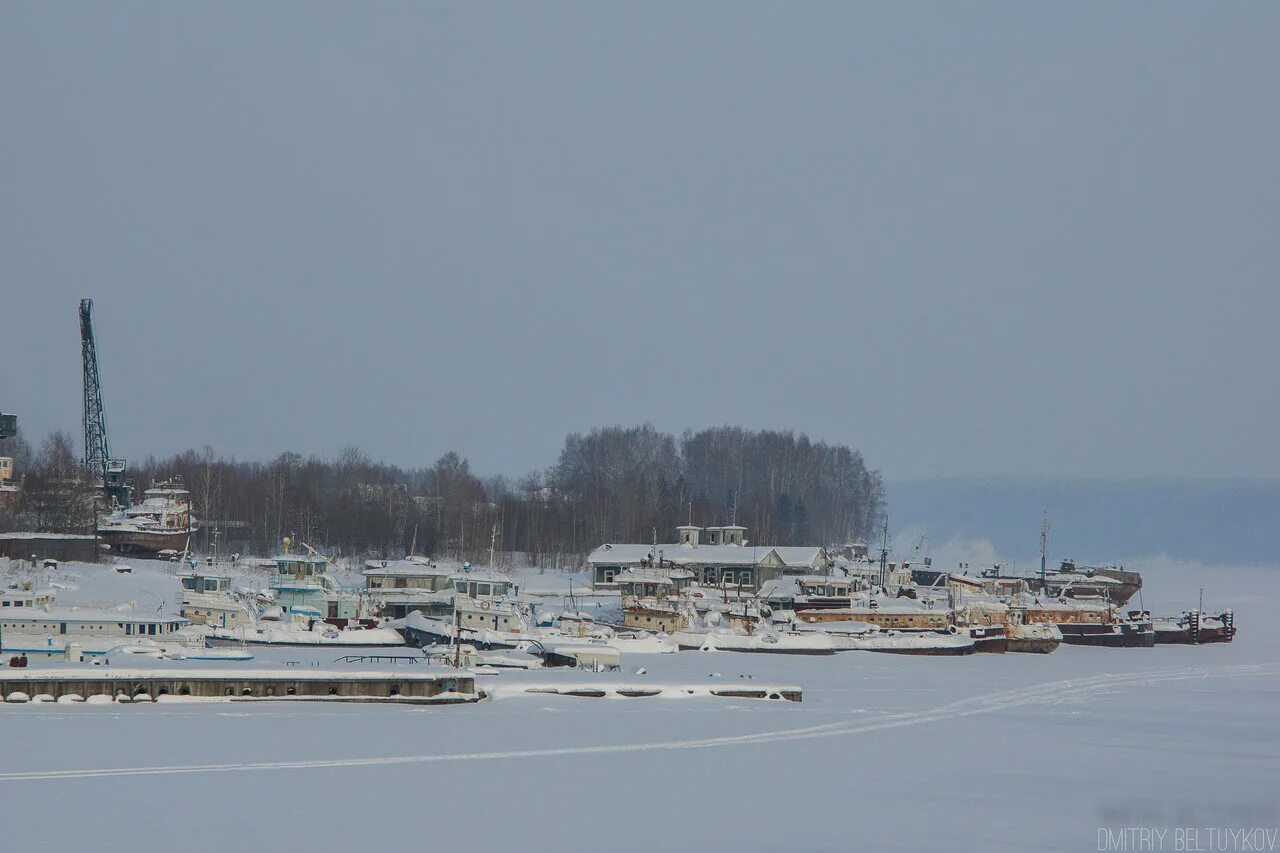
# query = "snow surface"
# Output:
<box><xmin>0</xmin><ymin>555</ymin><xmax>1276</xmax><ymax>852</ymax></box>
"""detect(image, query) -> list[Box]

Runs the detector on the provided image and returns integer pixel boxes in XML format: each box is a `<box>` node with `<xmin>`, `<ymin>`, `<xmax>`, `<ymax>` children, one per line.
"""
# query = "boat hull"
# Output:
<box><xmin>401</xmin><ymin>622</ymin><xmax>526</xmax><ymax>651</ymax></box>
<box><xmin>97</xmin><ymin>529</ymin><xmax>194</xmax><ymax>556</ymax></box>
<box><xmin>1154</xmin><ymin>614</ymin><xmax>1236</xmax><ymax>645</ymax></box>
<box><xmin>866</xmin><ymin>645</ymin><xmax>974</xmax><ymax>656</ymax></box>
<box><xmin>1057</xmin><ymin>622</ymin><xmax>1154</xmax><ymax>648</ymax></box>
<box><xmin>967</xmin><ymin>625</ymin><xmax>1008</xmax><ymax>654</ymax></box>
<box><xmin>1006</xmin><ymin>637</ymin><xmax>1061</xmax><ymax>654</ymax></box>
<box><xmin>674</xmin><ymin>643</ymin><xmax>837</xmax><ymax>656</ymax></box>
<box><xmin>1005</xmin><ymin>622</ymin><xmax>1062</xmax><ymax>654</ymax></box>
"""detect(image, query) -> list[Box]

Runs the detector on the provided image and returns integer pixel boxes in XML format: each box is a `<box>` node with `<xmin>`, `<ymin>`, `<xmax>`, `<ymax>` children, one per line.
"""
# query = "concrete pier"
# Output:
<box><xmin>1</xmin><ymin>667</ymin><xmax>477</xmax><ymax>704</ymax></box>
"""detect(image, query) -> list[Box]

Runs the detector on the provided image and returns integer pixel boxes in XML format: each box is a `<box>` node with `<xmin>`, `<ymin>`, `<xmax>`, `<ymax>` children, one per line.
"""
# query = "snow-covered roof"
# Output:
<box><xmin>771</xmin><ymin>547</ymin><xmax>826</xmax><ymax>568</ymax></box>
<box><xmin>275</xmin><ymin>553</ymin><xmax>328</xmax><ymax>564</ymax></box>
<box><xmin>757</xmin><ymin>577</ymin><xmax>801</xmax><ymax>599</ymax></box>
<box><xmin>588</xmin><ymin>543</ymin><xmax>775</xmax><ymax>567</ymax></box>
<box><xmin>0</xmin><ymin>606</ymin><xmax>189</xmax><ymax>624</ymax></box>
<box><xmin>449</xmin><ymin>570</ymin><xmax>513</xmax><ymax>584</ymax></box>
<box><xmin>362</xmin><ymin>559</ymin><xmax>454</xmax><ymax>577</ymax></box>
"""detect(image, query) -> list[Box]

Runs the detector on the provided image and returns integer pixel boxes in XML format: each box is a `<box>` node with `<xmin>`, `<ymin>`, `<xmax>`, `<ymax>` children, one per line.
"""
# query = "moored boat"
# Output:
<box><xmin>96</xmin><ymin>478</ymin><xmax>198</xmax><ymax>556</ymax></box>
<box><xmin>789</xmin><ymin>619</ymin><xmax>976</xmax><ymax>655</ymax></box>
<box><xmin>673</xmin><ymin>625</ymin><xmax>840</xmax><ymax>655</ymax></box>
<box><xmin>1153</xmin><ymin>610</ymin><xmax>1236</xmax><ymax>645</ymax></box>
<box><xmin>1006</xmin><ymin>622</ymin><xmax>1063</xmax><ymax>654</ymax></box>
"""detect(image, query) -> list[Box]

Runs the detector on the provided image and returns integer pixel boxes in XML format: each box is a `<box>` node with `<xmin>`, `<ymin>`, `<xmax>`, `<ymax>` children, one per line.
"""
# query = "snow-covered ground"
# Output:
<box><xmin>1</xmin><ymin>556</ymin><xmax>1276</xmax><ymax>852</ymax></box>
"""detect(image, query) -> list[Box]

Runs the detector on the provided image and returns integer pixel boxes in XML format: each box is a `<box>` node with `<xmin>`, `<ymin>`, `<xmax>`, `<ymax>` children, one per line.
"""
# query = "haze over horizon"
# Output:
<box><xmin>3</xmin><ymin>3</ymin><xmax>1276</xmax><ymax>482</ymax></box>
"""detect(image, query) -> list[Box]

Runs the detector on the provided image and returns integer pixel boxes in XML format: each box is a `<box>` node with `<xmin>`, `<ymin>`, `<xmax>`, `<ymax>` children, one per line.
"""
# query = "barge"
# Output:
<box><xmin>0</xmin><ymin>667</ymin><xmax>476</xmax><ymax>704</ymax></box>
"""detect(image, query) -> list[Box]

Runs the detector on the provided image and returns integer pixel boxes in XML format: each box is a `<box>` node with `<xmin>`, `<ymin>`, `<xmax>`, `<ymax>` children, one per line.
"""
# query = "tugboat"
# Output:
<box><xmin>97</xmin><ymin>478</ymin><xmax>198</xmax><ymax>556</ymax></box>
<box><xmin>401</xmin><ymin>567</ymin><xmax>533</xmax><ymax>650</ymax></box>
<box><xmin>1018</xmin><ymin>596</ymin><xmax>1154</xmax><ymax>647</ymax></box>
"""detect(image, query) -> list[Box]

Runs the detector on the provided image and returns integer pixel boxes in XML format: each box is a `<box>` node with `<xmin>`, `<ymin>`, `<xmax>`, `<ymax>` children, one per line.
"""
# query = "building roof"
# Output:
<box><xmin>274</xmin><ymin>553</ymin><xmax>328</xmax><ymax>564</ymax></box>
<box><xmin>0</xmin><ymin>606</ymin><xmax>189</xmax><ymax>624</ymax></box>
<box><xmin>589</xmin><ymin>543</ymin><xmax>778</xmax><ymax>567</ymax></box>
<box><xmin>362</xmin><ymin>559</ymin><xmax>454</xmax><ymax>577</ymax></box>
<box><xmin>770</xmin><ymin>546</ymin><xmax>826</xmax><ymax>568</ymax></box>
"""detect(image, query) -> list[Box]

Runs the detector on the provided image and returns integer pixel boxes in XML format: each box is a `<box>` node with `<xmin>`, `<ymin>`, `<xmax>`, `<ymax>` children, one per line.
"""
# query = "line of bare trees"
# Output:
<box><xmin>0</xmin><ymin>425</ymin><xmax>883</xmax><ymax>567</ymax></box>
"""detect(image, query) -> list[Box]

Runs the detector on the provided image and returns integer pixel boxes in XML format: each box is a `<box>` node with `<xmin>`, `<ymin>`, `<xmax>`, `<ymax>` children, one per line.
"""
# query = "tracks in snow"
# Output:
<box><xmin>0</xmin><ymin>662</ymin><xmax>1274</xmax><ymax>783</ymax></box>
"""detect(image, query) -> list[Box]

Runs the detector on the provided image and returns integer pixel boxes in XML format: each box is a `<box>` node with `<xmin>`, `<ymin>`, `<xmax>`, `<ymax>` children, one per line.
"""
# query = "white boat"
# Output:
<box><xmin>102</xmin><ymin>639</ymin><xmax>254</xmax><ymax>662</ymax></box>
<box><xmin>830</xmin><ymin>629</ymin><xmax>975</xmax><ymax>655</ymax></box>
<box><xmin>1</xmin><ymin>604</ymin><xmax>191</xmax><ymax>656</ymax></box>
<box><xmin>673</xmin><ymin>626</ymin><xmax>840</xmax><ymax>655</ymax></box>
<box><xmin>523</xmin><ymin>638</ymin><xmax>621</xmax><ymax>670</ymax></box>
<box><xmin>206</xmin><ymin>620</ymin><xmax>404</xmax><ymax>647</ymax></box>
<box><xmin>785</xmin><ymin>619</ymin><xmax>977</xmax><ymax>655</ymax></box>
<box><xmin>605</xmin><ymin>631</ymin><xmax>679</xmax><ymax>654</ymax></box>
<box><xmin>1</xmin><ymin>578</ymin><xmax>251</xmax><ymax>660</ymax></box>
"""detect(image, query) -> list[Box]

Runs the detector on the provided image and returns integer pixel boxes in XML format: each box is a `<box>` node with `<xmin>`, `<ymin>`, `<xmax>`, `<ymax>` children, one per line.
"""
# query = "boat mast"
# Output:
<box><xmin>1040</xmin><ymin>511</ymin><xmax>1049</xmax><ymax>591</ymax></box>
<box><xmin>878</xmin><ymin>515</ymin><xmax>889</xmax><ymax>590</ymax></box>
<box><xmin>451</xmin><ymin>591</ymin><xmax>461</xmax><ymax>669</ymax></box>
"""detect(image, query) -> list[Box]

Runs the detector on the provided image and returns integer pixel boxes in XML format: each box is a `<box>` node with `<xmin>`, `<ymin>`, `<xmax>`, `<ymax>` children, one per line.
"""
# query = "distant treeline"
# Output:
<box><xmin>0</xmin><ymin>425</ymin><xmax>883</xmax><ymax>567</ymax></box>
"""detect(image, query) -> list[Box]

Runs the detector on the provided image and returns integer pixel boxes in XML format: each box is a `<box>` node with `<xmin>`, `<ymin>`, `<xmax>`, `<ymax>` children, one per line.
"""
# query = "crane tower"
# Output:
<box><xmin>79</xmin><ymin>298</ymin><xmax>129</xmax><ymax>507</ymax></box>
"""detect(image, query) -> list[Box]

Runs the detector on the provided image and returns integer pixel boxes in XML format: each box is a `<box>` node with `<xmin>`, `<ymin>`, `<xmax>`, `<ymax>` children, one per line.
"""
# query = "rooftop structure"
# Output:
<box><xmin>588</xmin><ymin>524</ymin><xmax>829</xmax><ymax>590</ymax></box>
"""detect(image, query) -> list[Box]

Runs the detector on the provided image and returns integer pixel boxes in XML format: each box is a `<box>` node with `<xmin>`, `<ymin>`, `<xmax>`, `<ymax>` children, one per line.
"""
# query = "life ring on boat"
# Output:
<box><xmin>480</xmin><ymin>600</ymin><xmax>492</xmax><ymax>611</ymax></box>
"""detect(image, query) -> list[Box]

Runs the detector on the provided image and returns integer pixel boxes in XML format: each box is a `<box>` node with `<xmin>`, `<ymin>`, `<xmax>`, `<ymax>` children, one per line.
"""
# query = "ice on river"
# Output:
<box><xmin>0</xmin><ymin>555</ymin><xmax>1276</xmax><ymax>852</ymax></box>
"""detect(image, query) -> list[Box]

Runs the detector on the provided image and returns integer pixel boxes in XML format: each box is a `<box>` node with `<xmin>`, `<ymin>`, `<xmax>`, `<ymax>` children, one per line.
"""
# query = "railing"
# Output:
<box><xmin>332</xmin><ymin>654</ymin><xmax>425</xmax><ymax>665</ymax></box>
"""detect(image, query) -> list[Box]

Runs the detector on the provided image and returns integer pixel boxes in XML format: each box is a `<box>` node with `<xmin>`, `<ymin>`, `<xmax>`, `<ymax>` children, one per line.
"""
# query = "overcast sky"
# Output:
<box><xmin>2</xmin><ymin>3</ymin><xmax>1276</xmax><ymax>481</ymax></box>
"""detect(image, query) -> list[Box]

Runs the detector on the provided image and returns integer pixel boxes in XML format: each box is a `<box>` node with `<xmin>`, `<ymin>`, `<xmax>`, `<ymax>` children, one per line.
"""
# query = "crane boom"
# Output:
<box><xmin>79</xmin><ymin>299</ymin><xmax>129</xmax><ymax>507</ymax></box>
<box><xmin>80</xmin><ymin>298</ymin><xmax>110</xmax><ymax>476</ymax></box>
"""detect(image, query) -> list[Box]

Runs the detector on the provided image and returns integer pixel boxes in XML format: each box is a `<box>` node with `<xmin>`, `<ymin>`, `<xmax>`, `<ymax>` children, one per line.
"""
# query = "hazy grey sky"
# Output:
<box><xmin>2</xmin><ymin>3</ymin><xmax>1276</xmax><ymax>480</ymax></box>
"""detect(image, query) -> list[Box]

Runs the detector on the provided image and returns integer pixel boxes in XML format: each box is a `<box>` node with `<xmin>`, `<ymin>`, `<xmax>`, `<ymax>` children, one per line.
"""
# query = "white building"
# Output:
<box><xmin>588</xmin><ymin>525</ymin><xmax>830</xmax><ymax>590</ymax></box>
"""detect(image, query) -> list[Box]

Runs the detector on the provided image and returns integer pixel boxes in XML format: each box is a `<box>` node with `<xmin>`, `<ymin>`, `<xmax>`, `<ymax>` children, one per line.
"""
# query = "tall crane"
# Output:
<box><xmin>79</xmin><ymin>299</ymin><xmax>129</xmax><ymax>507</ymax></box>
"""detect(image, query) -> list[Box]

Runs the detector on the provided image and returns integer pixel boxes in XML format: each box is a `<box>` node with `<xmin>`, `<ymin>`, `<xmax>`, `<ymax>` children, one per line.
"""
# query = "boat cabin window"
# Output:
<box><xmin>476</xmin><ymin>582</ymin><xmax>492</xmax><ymax>597</ymax></box>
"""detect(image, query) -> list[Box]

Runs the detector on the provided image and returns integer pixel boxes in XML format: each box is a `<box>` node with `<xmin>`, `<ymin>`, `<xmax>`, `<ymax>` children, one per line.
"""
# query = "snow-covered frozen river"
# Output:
<box><xmin>2</xmin><ymin>559</ymin><xmax>1277</xmax><ymax>852</ymax></box>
